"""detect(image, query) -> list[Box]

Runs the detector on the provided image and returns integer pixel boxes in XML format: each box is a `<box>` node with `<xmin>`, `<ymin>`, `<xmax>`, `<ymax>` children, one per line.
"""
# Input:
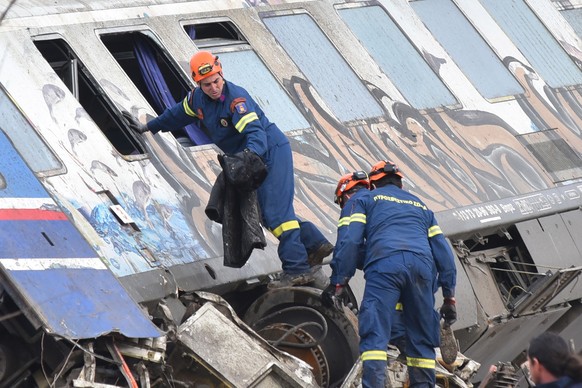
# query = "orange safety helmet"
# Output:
<box><xmin>190</xmin><ymin>51</ymin><xmax>223</xmax><ymax>82</ymax></box>
<box><xmin>368</xmin><ymin>160</ymin><xmax>404</xmax><ymax>182</ymax></box>
<box><xmin>334</xmin><ymin>170</ymin><xmax>370</xmax><ymax>207</ymax></box>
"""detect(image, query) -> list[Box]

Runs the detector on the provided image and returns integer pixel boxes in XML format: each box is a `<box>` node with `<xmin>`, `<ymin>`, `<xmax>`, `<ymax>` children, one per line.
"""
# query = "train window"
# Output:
<box><xmin>100</xmin><ymin>31</ymin><xmax>207</xmax><ymax>147</ymax></box>
<box><xmin>184</xmin><ymin>22</ymin><xmax>310</xmax><ymax>132</ymax></box>
<box><xmin>479</xmin><ymin>0</ymin><xmax>582</xmax><ymax>88</ymax></box>
<box><xmin>560</xmin><ymin>8</ymin><xmax>582</xmax><ymax>45</ymax></box>
<box><xmin>411</xmin><ymin>0</ymin><xmax>525</xmax><ymax>101</ymax></box>
<box><xmin>263</xmin><ymin>14</ymin><xmax>385</xmax><ymax>123</ymax></box>
<box><xmin>337</xmin><ymin>6</ymin><xmax>458</xmax><ymax>110</ymax></box>
<box><xmin>184</xmin><ymin>21</ymin><xmax>245</xmax><ymax>48</ymax></box>
<box><xmin>33</xmin><ymin>38</ymin><xmax>145</xmax><ymax>156</ymax></box>
<box><xmin>0</xmin><ymin>86</ymin><xmax>63</xmax><ymax>174</ymax></box>
<box><xmin>518</xmin><ymin>129</ymin><xmax>582</xmax><ymax>183</ymax></box>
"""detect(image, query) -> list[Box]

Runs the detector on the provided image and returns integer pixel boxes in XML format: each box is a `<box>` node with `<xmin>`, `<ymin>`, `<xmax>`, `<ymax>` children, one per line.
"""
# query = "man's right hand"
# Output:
<box><xmin>321</xmin><ymin>283</ymin><xmax>349</xmax><ymax>310</ymax></box>
<box><xmin>122</xmin><ymin>111</ymin><xmax>149</xmax><ymax>134</ymax></box>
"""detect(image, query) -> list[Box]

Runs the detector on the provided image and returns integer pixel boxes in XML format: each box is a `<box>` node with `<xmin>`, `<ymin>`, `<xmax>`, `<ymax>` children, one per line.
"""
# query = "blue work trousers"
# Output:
<box><xmin>257</xmin><ymin>143</ymin><xmax>327</xmax><ymax>274</ymax></box>
<box><xmin>359</xmin><ymin>251</ymin><xmax>440</xmax><ymax>387</ymax></box>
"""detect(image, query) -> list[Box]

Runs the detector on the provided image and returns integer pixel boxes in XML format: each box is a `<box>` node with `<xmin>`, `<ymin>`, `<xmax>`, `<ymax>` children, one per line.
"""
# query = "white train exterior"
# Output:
<box><xmin>0</xmin><ymin>0</ymin><xmax>581</xmax><ymax>386</ymax></box>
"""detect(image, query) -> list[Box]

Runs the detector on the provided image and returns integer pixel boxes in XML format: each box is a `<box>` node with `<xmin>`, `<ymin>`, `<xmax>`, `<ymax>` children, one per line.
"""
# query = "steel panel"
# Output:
<box><xmin>0</xmin><ymin>130</ymin><xmax>160</xmax><ymax>339</ymax></box>
<box><xmin>517</xmin><ymin>212</ymin><xmax>582</xmax><ymax>304</ymax></box>
<box><xmin>438</xmin><ymin>183</ymin><xmax>582</xmax><ymax>239</ymax></box>
<box><xmin>464</xmin><ymin>305</ymin><xmax>568</xmax><ymax>383</ymax></box>
<box><xmin>561</xmin><ymin>209</ymin><xmax>582</xmax><ymax>258</ymax></box>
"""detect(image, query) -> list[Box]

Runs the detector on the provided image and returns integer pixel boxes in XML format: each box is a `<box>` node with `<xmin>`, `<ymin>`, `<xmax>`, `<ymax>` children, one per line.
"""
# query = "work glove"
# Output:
<box><xmin>321</xmin><ymin>283</ymin><xmax>349</xmax><ymax>310</ymax></box>
<box><xmin>122</xmin><ymin>111</ymin><xmax>149</xmax><ymax>134</ymax></box>
<box><xmin>440</xmin><ymin>297</ymin><xmax>457</xmax><ymax>327</ymax></box>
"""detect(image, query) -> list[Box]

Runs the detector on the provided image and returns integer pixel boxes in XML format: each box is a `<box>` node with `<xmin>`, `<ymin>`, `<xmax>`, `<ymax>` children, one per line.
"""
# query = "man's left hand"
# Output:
<box><xmin>440</xmin><ymin>297</ymin><xmax>457</xmax><ymax>326</ymax></box>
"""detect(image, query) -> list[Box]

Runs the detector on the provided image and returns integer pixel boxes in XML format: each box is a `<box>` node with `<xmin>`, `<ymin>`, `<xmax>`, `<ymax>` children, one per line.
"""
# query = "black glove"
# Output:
<box><xmin>122</xmin><ymin>111</ymin><xmax>149</xmax><ymax>134</ymax></box>
<box><xmin>440</xmin><ymin>297</ymin><xmax>457</xmax><ymax>327</ymax></box>
<box><xmin>321</xmin><ymin>283</ymin><xmax>349</xmax><ymax>310</ymax></box>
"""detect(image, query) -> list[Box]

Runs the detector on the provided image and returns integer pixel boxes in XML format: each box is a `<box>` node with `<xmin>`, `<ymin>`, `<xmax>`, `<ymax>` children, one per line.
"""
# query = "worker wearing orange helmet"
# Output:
<box><xmin>325</xmin><ymin>169</ymin><xmax>407</xmax><ymax>357</ymax></box>
<box><xmin>322</xmin><ymin>170</ymin><xmax>370</xmax><ymax>309</ymax></box>
<box><xmin>324</xmin><ymin>160</ymin><xmax>457</xmax><ymax>387</ymax></box>
<box><xmin>122</xmin><ymin>51</ymin><xmax>332</xmax><ymax>287</ymax></box>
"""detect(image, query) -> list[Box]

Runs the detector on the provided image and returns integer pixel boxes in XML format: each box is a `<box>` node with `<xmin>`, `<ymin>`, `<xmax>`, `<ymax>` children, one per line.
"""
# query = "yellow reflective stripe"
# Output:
<box><xmin>407</xmin><ymin>357</ymin><xmax>435</xmax><ymax>369</ymax></box>
<box><xmin>361</xmin><ymin>350</ymin><xmax>387</xmax><ymax>361</ymax></box>
<box><xmin>271</xmin><ymin>220</ymin><xmax>300</xmax><ymax>238</ymax></box>
<box><xmin>235</xmin><ymin>112</ymin><xmax>259</xmax><ymax>132</ymax></box>
<box><xmin>428</xmin><ymin>225</ymin><xmax>442</xmax><ymax>238</ymax></box>
<box><xmin>183</xmin><ymin>97</ymin><xmax>196</xmax><ymax>117</ymax></box>
<box><xmin>350</xmin><ymin>213</ymin><xmax>366</xmax><ymax>224</ymax></box>
<box><xmin>338</xmin><ymin>216</ymin><xmax>350</xmax><ymax>227</ymax></box>
<box><xmin>395</xmin><ymin>302</ymin><xmax>403</xmax><ymax>311</ymax></box>
<box><xmin>338</xmin><ymin>213</ymin><xmax>366</xmax><ymax>228</ymax></box>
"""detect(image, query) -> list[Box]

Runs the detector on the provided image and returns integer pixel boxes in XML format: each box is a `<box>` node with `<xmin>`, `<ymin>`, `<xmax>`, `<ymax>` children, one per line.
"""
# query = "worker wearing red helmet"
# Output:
<box><xmin>122</xmin><ymin>51</ymin><xmax>332</xmax><ymax>287</ymax></box>
<box><xmin>323</xmin><ymin>160</ymin><xmax>457</xmax><ymax>387</ymax></box>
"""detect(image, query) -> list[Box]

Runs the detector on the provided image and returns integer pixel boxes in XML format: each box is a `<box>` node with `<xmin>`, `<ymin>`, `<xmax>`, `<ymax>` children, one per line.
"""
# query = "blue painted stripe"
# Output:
<box><xmin>9</xmin><ymin>268</ymin><xmax>161</xmax><ymax>338</ymax></box>
<box><xmin>0</xmin><ymin>220</ymin><xmax>97</xmax><ymax>258</ymax></box>
<box><xmin>1</xmin><ymin>115</ymin><xmax>160</xmax><ymax>339</ymax></box>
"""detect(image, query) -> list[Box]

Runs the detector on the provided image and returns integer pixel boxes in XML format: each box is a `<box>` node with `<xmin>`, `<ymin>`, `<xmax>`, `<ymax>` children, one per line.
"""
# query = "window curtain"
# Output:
<box><xmin>133</xmin><ymin>36</ymin><xmax>210</xmax><ymax>145</ymax></box>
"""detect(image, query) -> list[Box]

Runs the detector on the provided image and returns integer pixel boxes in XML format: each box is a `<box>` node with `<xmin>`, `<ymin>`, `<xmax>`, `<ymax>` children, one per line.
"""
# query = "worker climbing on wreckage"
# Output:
<box><xmin>322</xmin><ymin>160</ymin><xmax>458</xmax><ymax>387</ymax></box>
<box><xmin>323</xmin><ymin>170</ymin><xmax>407</xmax><ymax>355</ymax></box>
<box><xmin>122</xmin><ymin>50</ymin><xmax>333</xmax><ymax>288</ymax></box>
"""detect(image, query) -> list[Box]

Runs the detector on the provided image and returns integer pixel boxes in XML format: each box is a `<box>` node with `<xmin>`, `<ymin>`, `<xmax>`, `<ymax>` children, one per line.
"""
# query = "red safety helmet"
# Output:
<box><xmin>368</xmin><ymin>160</ymin><xmax>404</xmax><ymax>182</ymax></box>
<box><xmin>190</xmin><ymin>51</ymin><xmax>223</xmax><ymax>83</ymax></box>
<box><xmin>334</xmin><ymin>170</ymin><xmax>370</xmax><ymax>207</ymax></box>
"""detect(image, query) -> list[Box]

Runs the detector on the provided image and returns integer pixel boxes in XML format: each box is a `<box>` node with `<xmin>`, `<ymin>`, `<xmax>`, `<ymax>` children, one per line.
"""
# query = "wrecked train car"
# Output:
<box><xmin>1</xmin><ymin>0</ymin><xmax>582</xmax><ymax>386</ymax></box>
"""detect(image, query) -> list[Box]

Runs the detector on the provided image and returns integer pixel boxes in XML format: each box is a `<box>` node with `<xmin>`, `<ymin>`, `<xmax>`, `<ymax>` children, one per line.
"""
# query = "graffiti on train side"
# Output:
<box><xmin>36</xmin><ymin>51</ymin><xmax>582</xmax><ymax>276</ymax></box>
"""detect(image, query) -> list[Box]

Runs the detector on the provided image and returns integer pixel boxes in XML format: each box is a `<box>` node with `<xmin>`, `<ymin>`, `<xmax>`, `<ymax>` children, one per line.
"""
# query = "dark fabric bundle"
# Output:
<box><xmin>205</xmin><ymin>153</ymin><xmax>267</xmax><ymax>268</ymax></box>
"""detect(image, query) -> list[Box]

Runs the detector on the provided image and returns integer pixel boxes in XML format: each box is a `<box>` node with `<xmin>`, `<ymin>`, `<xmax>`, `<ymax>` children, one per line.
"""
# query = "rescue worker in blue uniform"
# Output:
<box><xmin>122</xmin><ymin>51</ymin><xmax>333</xmax><ymax>287</ymax></box>
<box><xmin>321</xmin><ymin>170</ymin><xmax>370</xmax><ymax>309</ymax></box>
<box><xmin>323</xmin><ymin>170</ymin><xmax>407</xmax><ymax>357</ymax></box>
<box><xmin>322</xmin><ymin>160</ymin><xmax>457</xmax><ymax>387</ymax></box>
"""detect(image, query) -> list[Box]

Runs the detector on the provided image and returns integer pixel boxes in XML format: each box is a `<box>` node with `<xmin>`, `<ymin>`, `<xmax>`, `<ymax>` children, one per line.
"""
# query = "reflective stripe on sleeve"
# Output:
<box><xmin>234</xmin><ymin>112</ymin><xmax>259</xmax><ymax>132</ymax></box>
<box><xmin>338</xmin><ymin>216</ymin><xmax>350</xmax><ymax>227</ymax></box>
<box><xmin>361</xmin><ymin>350</ymin><xmax>388</xmax><ymax>361</ymax></box>
<box><xmin>350</xmin><ymin>213</ymin><xmax>366</xmax><ymax>224</ymax></box>
<box><xmin>428</xmin><ymin>225</ymin><xmax>442</xmax><ymax>238</ymax></box>
<box><xmin>183</xmin><ymin>97</ymin><xmax>197</xmax><ymax>117</ymax></box>
<box><xmin>338</xmin><ymin>213</ymin><xmax>366</xmax><ymax>227</ymax></box>
<box><xmin>406</xmin><ymin>357</ymin><xmax>435</xmax><ymax>369</ymax></box>
<box><xmin>271</xmin><ymin>220</ymin><xmax>300</xmax><ymax>238</ymax></box>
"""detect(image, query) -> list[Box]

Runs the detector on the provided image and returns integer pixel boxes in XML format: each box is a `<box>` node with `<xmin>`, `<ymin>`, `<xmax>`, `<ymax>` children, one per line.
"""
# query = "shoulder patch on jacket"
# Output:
<box><xmin>230</xmin><ymin>97</ymin><xmax>247</xmax><ymax>114</ymax></box>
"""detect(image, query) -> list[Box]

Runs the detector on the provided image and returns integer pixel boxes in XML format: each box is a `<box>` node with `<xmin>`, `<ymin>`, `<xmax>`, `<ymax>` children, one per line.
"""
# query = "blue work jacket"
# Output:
<box><xmin>330</xmin><ymin>184</ymin><xmax>456</xmax><ymax>297</ymax></box>
<box><xmin>147</xmin><ymin>80</ymin><xmax>289</xmax><ymax>162</ymax></box>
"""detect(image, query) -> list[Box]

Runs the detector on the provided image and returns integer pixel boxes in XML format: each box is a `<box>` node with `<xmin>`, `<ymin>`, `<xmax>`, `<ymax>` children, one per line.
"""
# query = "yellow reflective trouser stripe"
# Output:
<box><xmin>361</xmin><ymin>350</ymin><xmax>387</xmax><ymax>361</ymax></box>
<box><xmin>235</xmin><ymin>112</ymin><xmax>259</xmax><ymax>132</ymax></box>
<box><xmin>395</xmin><ymin>302</ymin><xmax>403</xmax><ymax>311</ymax></box>
<box><xmin>338</xmin><ymin>216</ymin><xmax>350</xmax><ymax>227</ymax></box>
<box><xmin>183</xmin><ymin>97</ymin><xmax>196</xmax><ymax>117</ymax></box>
<box><xmin>428</xmin><ymin>225</ymin><xmax>442</xmax><ymax>238</ymax></box>
<box><xmin>407</xmin><ymin>357</ymin><xmax>435</xmax><ymax>369</ymax></box>
<box><xmin>271</xmin><ymin>220</ymin><xmax>300</xmax><ymax>238</ymax></box>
